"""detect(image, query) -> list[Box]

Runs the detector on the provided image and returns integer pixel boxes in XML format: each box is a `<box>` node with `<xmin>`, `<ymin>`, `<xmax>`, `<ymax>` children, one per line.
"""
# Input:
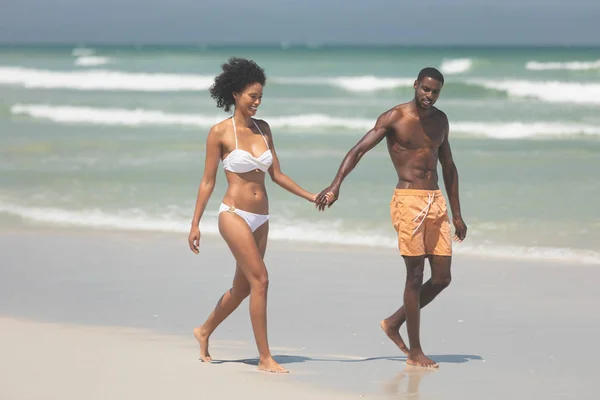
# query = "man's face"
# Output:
<box><xmin>413</xmin><ymin>77</ymin><xmax>443</xmax><ymax>109</ymax></box>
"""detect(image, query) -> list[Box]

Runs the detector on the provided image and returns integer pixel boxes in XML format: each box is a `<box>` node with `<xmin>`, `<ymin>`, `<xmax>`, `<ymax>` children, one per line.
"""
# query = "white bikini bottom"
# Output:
<box><xmin>218</xmin><ymin>203</ymin><xmax>269</xmax><ymax>232</ymax></box>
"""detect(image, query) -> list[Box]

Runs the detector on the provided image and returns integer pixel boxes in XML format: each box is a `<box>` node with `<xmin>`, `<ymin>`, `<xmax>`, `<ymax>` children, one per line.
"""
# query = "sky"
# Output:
<box><xmin>1</xmin><ymin>0</ymin><xmax>599</xmax><ymax>46</ymax></box>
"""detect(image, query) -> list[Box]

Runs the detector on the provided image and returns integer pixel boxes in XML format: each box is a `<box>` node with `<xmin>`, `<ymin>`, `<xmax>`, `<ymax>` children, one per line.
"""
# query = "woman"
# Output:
<box><xmin>188</xmin><ymin>57</ymin><xmax>323</xmax><ymax>374</ymax></box>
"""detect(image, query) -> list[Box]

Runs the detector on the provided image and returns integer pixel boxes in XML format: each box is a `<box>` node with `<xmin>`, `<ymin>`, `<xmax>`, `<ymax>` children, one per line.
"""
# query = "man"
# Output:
<box><xmin>315</xmin><ymin>67</ymin><xmax>467</xmax><ymax>368</ymax></box>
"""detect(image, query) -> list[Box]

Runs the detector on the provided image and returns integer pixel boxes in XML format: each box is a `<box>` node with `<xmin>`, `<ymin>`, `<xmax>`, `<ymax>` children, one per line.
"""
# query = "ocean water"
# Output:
<box><xmin>1</xmin><ymin>45</ymin><xmax>599</xmax><ymax>263</ymax></box>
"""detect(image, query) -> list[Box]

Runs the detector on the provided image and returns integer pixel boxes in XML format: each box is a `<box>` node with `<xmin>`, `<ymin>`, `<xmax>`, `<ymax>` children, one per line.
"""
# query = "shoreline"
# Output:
<box><xmin>2</xmin><ymin>221</ymin><xmax>599</xmax><ymax>266</ymax></box>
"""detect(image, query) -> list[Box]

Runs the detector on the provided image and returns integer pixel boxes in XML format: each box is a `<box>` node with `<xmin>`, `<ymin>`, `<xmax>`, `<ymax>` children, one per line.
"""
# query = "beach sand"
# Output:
<box><xmin>1</xmin><ymin>227</ymin><xmax>597</xmax><ymax>399</ymax></box>
<box><xmin>0</xmin><ymin>316</ymin><xmax>353</xmax><ymax>400</ymax></box>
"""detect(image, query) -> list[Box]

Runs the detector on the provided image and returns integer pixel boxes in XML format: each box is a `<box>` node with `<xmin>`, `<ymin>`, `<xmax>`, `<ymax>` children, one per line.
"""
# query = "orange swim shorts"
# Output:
<box><xmin>389</xmin><ymin>189</ymin><xmax>452</xmax><ymax>257</ymax></box>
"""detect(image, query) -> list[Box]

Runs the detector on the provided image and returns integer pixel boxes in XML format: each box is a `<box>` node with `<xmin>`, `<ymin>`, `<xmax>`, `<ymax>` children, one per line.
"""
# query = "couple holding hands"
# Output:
<box><xmin>188</xmin><ymin>57</ymin><xmax>467</xmax><ymax>373</ymax></box>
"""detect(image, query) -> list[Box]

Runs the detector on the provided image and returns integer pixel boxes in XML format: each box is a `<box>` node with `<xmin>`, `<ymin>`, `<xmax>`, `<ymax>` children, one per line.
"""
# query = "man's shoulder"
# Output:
<box><xmin>431</xmin><ymin>107</ymin><xmax>448</xmax><ymax>120</ymax></box>
<box><xmin>378</xmin><ymin>104</ymin><xmax>407</xmax><ymax>122</ymax></box>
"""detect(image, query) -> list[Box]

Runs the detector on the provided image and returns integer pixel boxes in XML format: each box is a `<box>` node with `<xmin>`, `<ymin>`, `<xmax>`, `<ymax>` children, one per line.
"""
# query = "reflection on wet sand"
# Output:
<box><xmin>383</xmin><ymin>365</ymin><xmax>438</xmax><ymax>399</ymax></box>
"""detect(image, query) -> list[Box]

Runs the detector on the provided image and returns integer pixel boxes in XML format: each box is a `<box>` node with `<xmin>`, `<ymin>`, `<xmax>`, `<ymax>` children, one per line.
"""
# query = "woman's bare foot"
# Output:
<box><xmin>380</xmin><ymin>319</ymin><xmax>410</xmax><ymax>356</ymax></box>
<box><xmin>406</xmin><ymin>349</ymin><xmax>438</xmax><ymax>369</ymax></box>
<box><xmin>257</xmin><ymin>357</ymin><xmax>289</xmax><ymax>373</ymax></box>
<box><xmin>193</xmin><ymin>327</ymin><xmax>212</xmax><ymax>362</ymax></box>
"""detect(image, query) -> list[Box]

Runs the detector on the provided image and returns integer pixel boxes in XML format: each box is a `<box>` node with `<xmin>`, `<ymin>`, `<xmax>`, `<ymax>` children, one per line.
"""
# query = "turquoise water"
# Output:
<box><xmin>1</xmin><ymin>45</ymin><xmax>599</xmax><ymax>263</ymax></box>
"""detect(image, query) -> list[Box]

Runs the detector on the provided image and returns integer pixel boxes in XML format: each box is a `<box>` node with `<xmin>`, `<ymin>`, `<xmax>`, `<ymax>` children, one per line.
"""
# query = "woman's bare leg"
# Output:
<box><xmin>249</xmin><ymin>220</ymin><xmax>286</xmax><ymax>372</ymax></box>
<box><xmin>218</xmin><ymin>214</ymin><xmax>287</xmax><ymax>373</ymax></box>
<box><xmin>194</xmin><ymin>263</ymin><xmax>250</xmax><ymax>362</ymax></box>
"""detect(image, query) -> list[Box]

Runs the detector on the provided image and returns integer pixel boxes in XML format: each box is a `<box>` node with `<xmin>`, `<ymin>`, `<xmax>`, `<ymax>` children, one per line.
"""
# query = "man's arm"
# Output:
<box><xmin>315</xmin><ymin>108</ymin><xmax>397</xmax><ymax>210</ymax></box>
<box><xmin>438</xmin><ymin>114</ymin><xmax>467</xmax><ymax>241</ymax></box>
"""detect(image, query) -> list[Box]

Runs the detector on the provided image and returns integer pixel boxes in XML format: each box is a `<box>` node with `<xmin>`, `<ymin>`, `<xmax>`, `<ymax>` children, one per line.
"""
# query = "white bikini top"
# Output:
<box><xmin>222</xmin><ymin>117</ymin><xmax>273</xmax><ymax>174</ymax></box>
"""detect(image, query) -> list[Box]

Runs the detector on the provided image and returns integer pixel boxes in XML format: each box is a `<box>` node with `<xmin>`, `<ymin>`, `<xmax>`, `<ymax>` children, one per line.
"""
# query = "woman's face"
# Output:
<box><xmin>233</xmin><ymin>82</ymin><xmax>263</xmax><ymax>116</ymax></box>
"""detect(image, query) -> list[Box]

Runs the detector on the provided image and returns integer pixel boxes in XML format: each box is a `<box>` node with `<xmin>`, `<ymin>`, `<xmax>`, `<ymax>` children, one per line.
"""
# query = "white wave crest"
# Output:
<box><xmin>1</xmin><ymin>202</ymin><xmax>599</xmax><ymax>264</ymax></box>
<box><xmin>469</xmin><ymin>79</ymin><xmax>600</xmax><ymax>105</ymax></box>
<box><xmin>273</xmin><ymin>75</ymin><xmax>414</xmax><ymax>92</ymax></box>
<box><xmin>526</xmin><ymin>59</ymin><xmax>600</xmax><ymax>71</ymax></box>
<box><xmin>71</xmin><ymin>47</ymin><xmax>95</xmax><ymax>57</ymax></box>
<box><xmin>74</xmin><ymin>56</ymin><xmax>114</xmax><ymax>67</ymax></box>
<box><xmin>440</xmin><ymin>58</ymin><xmax>473</xmax><ymax>74</ymax></box>
<box><xmin>0</xmin><ymin>67</ymin><xmax>213</xmax><ymax>91</ymax></box>
<box><xmin>11</xmin><ymin>104</ymin><xmax>221</xmax><ymax>127</ymax></box>
<box><xmin>267</xmin><ymin>114</ymin><xmax>373</xmax><ymax>130</ymax></box>
<box><xmin>451</xmin><ymin>121</ymin><xmax>600</xmax><ymax>139</ymax></box>
<box><xmin>12</xmin><ymin>104</ymin><xmax>600</xmax><ymax>139</ymax></box>
<box><xmin>11</xmin><ymin>104</ymin><xmax>375</xmax><ymax>130</ymax></box>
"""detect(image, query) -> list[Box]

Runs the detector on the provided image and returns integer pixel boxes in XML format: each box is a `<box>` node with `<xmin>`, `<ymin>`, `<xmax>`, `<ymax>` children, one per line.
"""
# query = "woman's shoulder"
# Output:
<box><xmin>252</xmin><ymin>118</ymin><xmax>271</xmax><ymax>134</ymax></box>
<box><xmin>208</xmin><ymin>117</ymin><xmax>233</xmax><ymax>137</ymax></box>
<box><xmin>204</xmin><ymin>119</ymin><xmax>232</xmax><ymax>148</ymax></box>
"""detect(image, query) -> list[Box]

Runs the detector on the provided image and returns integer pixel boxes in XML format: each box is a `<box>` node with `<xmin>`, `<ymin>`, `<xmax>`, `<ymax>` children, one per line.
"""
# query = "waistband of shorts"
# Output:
<box><xmin>392</xmin><ymin>189</ymin><xmax>442</xmax><ymax>197</ymax></box>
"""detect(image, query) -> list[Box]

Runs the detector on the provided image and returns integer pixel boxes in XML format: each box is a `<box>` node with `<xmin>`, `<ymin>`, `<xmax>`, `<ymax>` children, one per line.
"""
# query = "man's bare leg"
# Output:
<box><xmin>403</xmin><ymin>256</ymin><xmax>436</xmax><ymax>368</ymax></box>
<box><xmin>381</xmin><ymin>255</ymin><xmax>452</xmax><ymax>358</ymax></box>
<box><xmin>382</xmin><ymin>255</ymin><xmax>451</xmax><ymax>368</ymax></box>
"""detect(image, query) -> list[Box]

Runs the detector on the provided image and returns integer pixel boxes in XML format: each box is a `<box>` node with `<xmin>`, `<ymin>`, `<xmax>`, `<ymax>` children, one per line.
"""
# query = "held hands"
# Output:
<box><xmin>314</xmin><ymin>184</ymin><xmax>339</xmax><ymax>211</ymax></box>
<box><xmin>188</xmin><ymin>225</ymin><xmax>201</xmax><ymax>254</ymax></box>
<box><xmin>309</xmin><ymin>192</ymin><xmax>334</xmax><ymax>205</ymax></box>
<box><xmin>452</xmin><ymin>216</ymin><xmax>467</xmax><ymax>243</ymax></box>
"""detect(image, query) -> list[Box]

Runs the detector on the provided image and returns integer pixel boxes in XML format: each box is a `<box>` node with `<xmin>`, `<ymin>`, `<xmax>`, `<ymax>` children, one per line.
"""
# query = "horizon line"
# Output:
<box><xmin>1</xmin><ymin>41</ymin><xmax>599</xmax><ymax>49</ymax></box>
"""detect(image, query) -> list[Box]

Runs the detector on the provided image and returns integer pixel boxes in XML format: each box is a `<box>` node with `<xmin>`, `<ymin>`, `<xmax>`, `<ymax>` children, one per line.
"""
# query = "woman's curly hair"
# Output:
<box><xmin>209</xmin><ymin>57</ymin><xmax>266</xmax><ymax>113</ymax></box>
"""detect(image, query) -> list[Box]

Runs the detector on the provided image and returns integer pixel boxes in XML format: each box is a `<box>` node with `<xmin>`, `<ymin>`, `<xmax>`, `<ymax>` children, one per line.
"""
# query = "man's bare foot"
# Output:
<box><xmin>406</xmin><ymin>350</ymin><xmax>438</xmax><ymax>369</ymax></box>
<box><xmin>257</xmin><ymin>357</ymin><xmax>289</xmax><ymax>374</ymax></box>
<box><xmin>380</xmin><ymin>319</ymin><xmax>410</xmax><ymax>356</ymax></box>
<box><xmin>193</xmin><ymin>327</ymin><xmax>212</xmax><ymax>362</ymax></box>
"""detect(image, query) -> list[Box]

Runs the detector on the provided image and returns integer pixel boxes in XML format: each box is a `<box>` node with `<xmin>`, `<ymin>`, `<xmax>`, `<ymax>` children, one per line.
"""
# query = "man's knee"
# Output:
<box><xmin>432</xmin><ymin>274</ymin><xmax>451</xmax><ymax>290</ymax></box>
<box><xmin>429</xmin><ymin>255</ymin><xmax>452</xmax><ymax>290</ymax></box>
<box><xmin>406</xmin><ymin>275</ymin><xmax>424</xmax><ymax>291</ymax></box>
<box><xmin>404</xmin><ymin>256</ymin><xmax>425</xmax><ymax>291</ymax></box>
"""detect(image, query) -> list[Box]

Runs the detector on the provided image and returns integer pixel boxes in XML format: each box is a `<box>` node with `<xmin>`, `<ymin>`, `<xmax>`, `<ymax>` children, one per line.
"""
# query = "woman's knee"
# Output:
<box><xmin>231</xmin><ymin>283</ymin><xmax>251</xmax><ymax>299</ymax></box>
<box><xmin>249</xmin><ymin>269</ymin><xmax>269</xmax><ymax>294</ymax></box>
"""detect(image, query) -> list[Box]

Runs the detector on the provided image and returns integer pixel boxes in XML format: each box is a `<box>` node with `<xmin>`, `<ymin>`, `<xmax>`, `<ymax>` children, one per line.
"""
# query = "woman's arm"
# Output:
<box><xmin>259</xmin><ymin>120</ymin><xmax>315</xmax><ymax>202</ymax></box>
<box><xmin>189</xmin><ymin>125</ymin><xmax>222</xmax><ymax>253</ymax></box>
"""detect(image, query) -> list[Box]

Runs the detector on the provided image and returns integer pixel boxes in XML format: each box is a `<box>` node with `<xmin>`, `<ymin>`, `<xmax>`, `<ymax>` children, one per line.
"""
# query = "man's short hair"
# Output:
<box><xmin>417</xmin><ymin>67</ymin><xmax>444</xmax><ymax>84</ymax></box>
